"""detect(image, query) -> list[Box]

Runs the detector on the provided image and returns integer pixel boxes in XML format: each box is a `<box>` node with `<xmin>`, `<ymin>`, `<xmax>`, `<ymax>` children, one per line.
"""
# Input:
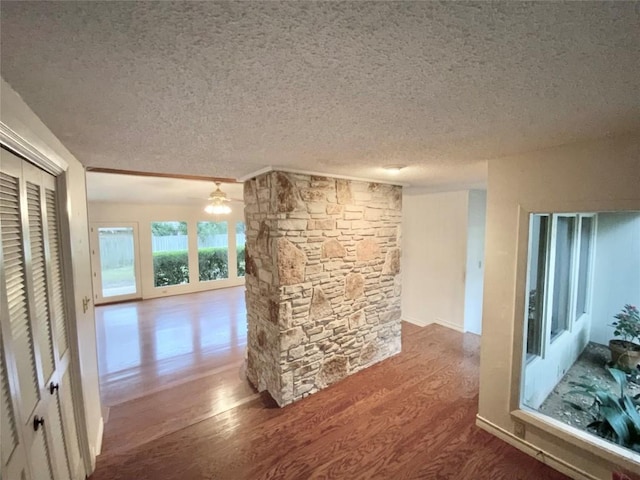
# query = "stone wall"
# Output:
<box><xmin>244</xmin><ymin>171</ymin><xmax>402</xmax><ymax>406</ymax></box>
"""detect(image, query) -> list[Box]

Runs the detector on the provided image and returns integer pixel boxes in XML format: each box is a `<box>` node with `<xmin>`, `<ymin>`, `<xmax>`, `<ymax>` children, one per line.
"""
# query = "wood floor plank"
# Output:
<box><xmin>95</xmin><ymin>287</ymin><xmax>247</xmax><ymax>406</ymax></box>
<box><xmin>101</xmin><ymin>363</ymin><xmax>258</xmax><ymax>456</ymax></box>
<box><xmin>90</xmin><ymin>291</ymin><xmax>569</xmax><ymax>480</ymax></box>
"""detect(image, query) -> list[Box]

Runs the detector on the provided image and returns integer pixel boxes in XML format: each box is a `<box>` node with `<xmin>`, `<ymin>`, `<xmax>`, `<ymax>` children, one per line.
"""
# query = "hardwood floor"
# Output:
<box><xmin>91</xmin><ymin>292</ymin><xmax>569</xmax><ymax>480</ymax></box>
<box><xmin>96</xmin><ymin>287</ymin><xmax>247</xmax><ymax>407</ymax></box>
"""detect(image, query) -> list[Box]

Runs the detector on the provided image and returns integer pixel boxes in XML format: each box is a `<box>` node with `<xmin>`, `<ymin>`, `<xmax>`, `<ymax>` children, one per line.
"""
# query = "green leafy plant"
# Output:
<box><xmin>236</xmin><ymin>246</ymin><xmax>245</xmax><ymax>277</ymax></box>
<box><xmin>197</xmin><ymin>247</ymin><xmax>229</xmax><ymax>281</ymax></box>
<box><xmin>153</xmin><ymin>247</ymin><xmax>244</xmax><ymax>286</ymax></box>
<box><xmin>566</xmin><ymin>368</ymin><xmax>640</xmax><ymax>452</ymax></box>
<box><xmin>611</xmin><ymin>304</ymin><xmax>640</xmax><ymax>345</ymax></box>
<box><xmin>153</xmin><ymin>250</ymin><xmax>190</xmax><ymax>286</ymax></box>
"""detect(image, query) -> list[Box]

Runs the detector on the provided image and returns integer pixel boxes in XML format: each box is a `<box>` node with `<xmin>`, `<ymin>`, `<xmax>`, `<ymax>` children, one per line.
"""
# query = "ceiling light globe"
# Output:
<box><xmin>206</xmin><ymin>204</ymin><xmax>231</xmax><ymax>215</ymax></box>
<box><xmin>383</xmin><ymin>165</ymin><xmax>406</xmax><ymax>174</ymax></box>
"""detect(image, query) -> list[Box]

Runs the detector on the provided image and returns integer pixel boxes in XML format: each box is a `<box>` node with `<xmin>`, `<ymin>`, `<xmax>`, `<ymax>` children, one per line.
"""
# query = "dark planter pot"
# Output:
<box><xmin>609</xmin><ymin>339</ymin><xmax>640</xmax><ymax>371</ymax></box>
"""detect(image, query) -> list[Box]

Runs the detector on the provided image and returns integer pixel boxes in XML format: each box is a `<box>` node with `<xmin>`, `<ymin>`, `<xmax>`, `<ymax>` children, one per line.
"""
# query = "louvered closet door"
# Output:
<box><xmin>1</xmin><ymin>329</ymin><xmax>30</xmax><ymax>480</ymax></box>
<box><xmin>1</xmin><ymin>148</ymin><xmax>82</xmax><ymax>480</ymax></box>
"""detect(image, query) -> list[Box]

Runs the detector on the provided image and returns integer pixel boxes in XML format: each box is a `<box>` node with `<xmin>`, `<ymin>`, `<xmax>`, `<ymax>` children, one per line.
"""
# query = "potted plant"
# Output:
<box><xmin>610</xmin><ymin>304</ymin><xmax>640</xmax><ymax>372</ymax></box>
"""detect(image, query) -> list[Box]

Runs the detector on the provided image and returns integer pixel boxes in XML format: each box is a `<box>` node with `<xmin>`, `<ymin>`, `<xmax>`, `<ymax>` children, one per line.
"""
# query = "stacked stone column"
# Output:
<box><xmin>244</xmin><ymin>171</ymin><xmax>402</xmax><ymax>406</ymax></box>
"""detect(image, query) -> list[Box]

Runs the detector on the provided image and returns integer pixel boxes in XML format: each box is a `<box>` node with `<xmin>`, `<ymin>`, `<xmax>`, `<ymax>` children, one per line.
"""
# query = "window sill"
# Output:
<box><xmin>511</xmin><ymin>408</ymin><xmax>640</xmax><ymax>471</ymax></box>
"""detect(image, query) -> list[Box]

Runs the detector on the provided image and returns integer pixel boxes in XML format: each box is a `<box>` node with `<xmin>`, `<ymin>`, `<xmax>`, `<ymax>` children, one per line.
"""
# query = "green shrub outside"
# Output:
<box><xmin>237</xmin><ymin>246</ymin><xmax>245</xmax><ymax>277</ymax></box>
<box><xmin>198</xmin><ymin>247</ymin><xmax>229</xmax><ymax>281</ymax></box>
<box><xmin>153</xmin><ymin>246</ymin><xmax>246</xmax><ymax>286</ymax></box>
<box><xmin>153</xmin><ymin>250</ymin><xmax>189</xmax><ymax>287</ymax></box>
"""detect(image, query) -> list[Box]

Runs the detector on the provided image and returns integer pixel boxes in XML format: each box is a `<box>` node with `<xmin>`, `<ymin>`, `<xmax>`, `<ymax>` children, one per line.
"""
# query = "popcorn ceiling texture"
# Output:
<box><xmin>1</xmin><ymin>2</ymin><xmax>639</xmax><ymax>190</ymax></box>
<box><xmin>244</xmin><ymin>171</ymin><xmax>402</xmax><ymax>406</ymax></box>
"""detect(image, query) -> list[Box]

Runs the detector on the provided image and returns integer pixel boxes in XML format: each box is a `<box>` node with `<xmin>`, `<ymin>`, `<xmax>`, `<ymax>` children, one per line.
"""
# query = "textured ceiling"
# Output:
<box><xmin>1</xmin><ymin>2</ymin><xmax>639</xmax><ymax>189</ymax></box>
<box><xmin>86</xmin><ymin>172</ymin><xmax>244</xmax><ymax>206</ymax></box>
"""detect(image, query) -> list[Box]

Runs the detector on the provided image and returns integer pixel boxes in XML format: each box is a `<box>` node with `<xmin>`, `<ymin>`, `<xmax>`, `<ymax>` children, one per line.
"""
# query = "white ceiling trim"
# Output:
<box><xmin>238</xmin><ymin>165</ymin><xmax>407</xmax><ymax>187</ymax></box>
<box><xmin>236</xmin><ymin>166</ymin><xmax>273</xmax><ymax>183</ymax></box>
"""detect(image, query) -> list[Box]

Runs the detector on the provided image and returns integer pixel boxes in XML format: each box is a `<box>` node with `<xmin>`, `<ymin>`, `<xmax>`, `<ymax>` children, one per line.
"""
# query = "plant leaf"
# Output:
<box><xmin>595</xmin><ymin>391</ymin><xmax>618</xmax><ymax>407</ymax></box>
<box><xmin>601</xmin><ymin>405</ymin><xmax>631</xmax><ymax>445</ymax></box>
<box><xmin>565</xmin><ymin>389</ymin><xmax>597</xmax><ymax>397</ymax></box>
<box><xmin>608</xmin><ymin>368</ymin><xmax>628</xmax><ymax>396</ymax></box>
<box><xmin>567</xmin><ymin>382</ymin><xmax>599</xmax><ymax>392</ymax></box>
<box><xmin>623</xmin><ymin>395</ymin><xmax>640</xmax><ymax>432</ymax></box>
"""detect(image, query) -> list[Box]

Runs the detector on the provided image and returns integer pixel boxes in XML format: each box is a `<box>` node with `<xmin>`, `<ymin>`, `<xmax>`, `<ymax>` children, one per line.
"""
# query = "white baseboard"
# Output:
<box><xmin>475</xmin><ymin>415</ymin><xmax>598</xmax><ymax>480</ymax></box>
<box><xmin>402</xmin><ymin>316</ymin><xmax>465</xmax><ymax>332</ymax></box>
<box><xmin>142</xmin><ymin>278</ymin><xmax>245</xmax><ymax>300</ymax></box>
<box><xmin>95</xmin><ymin>416</ymin><xmax>104</xmax><ymax>456</ymax></box>
<box><xmin>402</xmin><ymin>315</ymin><xmax>429</xmax><ymax>327</ymax></box>
<box><xmin>87</xmin><ymin>416</ymin><xmax>104</xmax><ymax>474</ymax></box>
<box><xmin>434</xmin><ymin>317</ymin><xmax>465</xmax><ymax>333</ymax></box>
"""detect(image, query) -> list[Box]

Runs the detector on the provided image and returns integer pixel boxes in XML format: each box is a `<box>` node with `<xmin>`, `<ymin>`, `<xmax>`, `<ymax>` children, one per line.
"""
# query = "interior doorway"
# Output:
<box><xmin>84</xmin><ymin>170</ymin><xmax>253</xmax><ymax>460</ymax></box>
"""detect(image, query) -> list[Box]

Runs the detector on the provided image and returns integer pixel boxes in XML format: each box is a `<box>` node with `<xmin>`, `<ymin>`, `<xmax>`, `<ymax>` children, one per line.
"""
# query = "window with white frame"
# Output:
<box><xmin>526</xmin><ymin>214</ymin><xmax>549</xmax><ymax>358</ymax></box>
<box><xmin>574</xmin><ymin>216</ymin><xmax>594</xmax><ymax>322</ymax></box>
<box><xmin>524</xmin><ymin>213</ymin><xmax>595</xmax><ymax>358</ymax></box>
<box><xmin>550</xmin><ymin>215</ymin><xmax>576</xmax><ymax>340</ymax></box>
<box><xmin>520</xmin><ymin>210</ymin><xmax>640</xmax><ymax>458</ymax></box>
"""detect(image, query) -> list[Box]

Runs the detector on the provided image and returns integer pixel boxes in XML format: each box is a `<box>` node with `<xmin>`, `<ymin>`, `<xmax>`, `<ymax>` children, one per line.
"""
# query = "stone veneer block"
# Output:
<box><xmin>244</xmin><ymin>171</ymin><xmax>402</xmax><ymax>406</ymax></box>
<box><xmin>277</xmin><ymin>238</ymin><xmax>306</xmax><ymax>285</ymax></box>
<box><xmin>344</xmin><ymin>273</ymin><xmax>365</xmax><ymax>300</ymax></box>
<box><xmin>322</xmin><ymin>238</ymin><xmax>346</xmax><ymax>258</ymax></box>
<box><xmin>356</xmin><ymin>238</ymin><xmax>381</xmax><ymax>261</ymax></box>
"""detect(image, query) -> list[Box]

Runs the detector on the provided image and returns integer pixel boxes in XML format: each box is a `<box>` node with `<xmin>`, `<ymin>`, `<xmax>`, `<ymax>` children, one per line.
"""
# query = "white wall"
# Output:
<box><xmin>88</xmin><ymin>202</ymin><xmax>245</xmax><ymax>301</ymax></box>
<box><xmin>463</xmin><ymin>190</ymin><xmax>487</xmax><ymax>335</ymax></box>
<box><xmin>478</xmin><ymin>133</ymin><xmax>640</xmax><ymax>478</ymax></box>
<box><xmin>1</xmin><ymin>79</ymin><xmax>102</xmax><ymax>472</ymax></box>
<box><xmin>402</xmin><ymin>190</ymin><xmax>470</xmax><ymax>331</ymax></box>
<box><xmin>523</xmin><ymin>311</ymin><xmax>591</xmax><ymax>409</ymax></box>
<box><xmin>590</xmin><ymin>212</ymin><xmax>640</xmax><ymax>346</ymax></box>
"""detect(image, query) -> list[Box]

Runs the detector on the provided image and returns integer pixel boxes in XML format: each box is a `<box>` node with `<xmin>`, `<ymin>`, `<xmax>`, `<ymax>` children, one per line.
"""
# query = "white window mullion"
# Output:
<box><xmin>542</xmin><ymin>214</ymin><xmax>558</xmax><ymax>356</ymax></box>
<box><xmin>585</xmin><ymin>214</ymin><xmax>597</xmax><ymax>315</ymax></box>
<box><xmin>228</xmin><ymin>220</ymin><xmax>238</xmax><ymax>279</ymax></box>
<box><xmin>567</xmin><ymin>215</ymin><xmax>581</xmax><ymax>330</ymax></box>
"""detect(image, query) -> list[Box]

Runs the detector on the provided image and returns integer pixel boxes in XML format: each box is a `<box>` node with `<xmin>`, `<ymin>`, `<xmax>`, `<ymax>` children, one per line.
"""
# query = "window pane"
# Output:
<box><xmin>98</xmin><ymin>227</ymin><xmax>137</xmax><ymax>297</ymax></box>
<box><xmin>526</xmin><ymin>215</ymin><xmax>548</xmax><ymax>357</ymax></box>
<box><xmin>236</xmin><ymin>221</ymin><xmax>246</xmax><ymax>278</ymax></box>
<box><xmin>551</xmin><ymin>216</ymin><xmax>575</xmax><ymax>339</ymax></box>
<box><xmin>198</xmin><ymin>221</ymin><xmax>228</xmax><ymax>281</ymax></box>
<box><xmin>575</xmin><ymin>217</ymin><xmax>593</xmax><ymax>320</ymax></box>
<box><xmin>151</xmin><ymin>221</ymin><xmax>189</xmax><ymax>287</ymax></box>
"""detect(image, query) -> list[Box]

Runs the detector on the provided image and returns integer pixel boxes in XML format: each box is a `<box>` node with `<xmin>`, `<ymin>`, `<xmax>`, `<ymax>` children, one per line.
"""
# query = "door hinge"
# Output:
<box><xmin>82</xmin><ymin>296</ymin><xmax>91</xmax><ymax>313</ymax></box>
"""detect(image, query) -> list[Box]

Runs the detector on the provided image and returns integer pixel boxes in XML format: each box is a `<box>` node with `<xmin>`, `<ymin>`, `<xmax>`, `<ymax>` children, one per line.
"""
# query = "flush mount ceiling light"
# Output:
<box><xmin>383</xmin><ymin>165</ymin><xmax>406</xmax><ymax>174</ymax></box>
<box><xmin>204</xmin><ymin>182</ymin><xmax>232</xmax><ymax>215</ymax></box>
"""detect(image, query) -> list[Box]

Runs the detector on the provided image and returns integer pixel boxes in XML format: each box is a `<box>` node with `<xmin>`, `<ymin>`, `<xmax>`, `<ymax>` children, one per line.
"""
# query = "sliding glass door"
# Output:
<box><xmin>90</xmin><ymin>223</ymin><xmax>142</xmax><ymax>304</ymax></box>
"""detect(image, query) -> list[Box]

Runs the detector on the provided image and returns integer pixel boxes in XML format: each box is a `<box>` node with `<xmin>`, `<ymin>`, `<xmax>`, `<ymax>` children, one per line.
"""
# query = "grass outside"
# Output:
<box><xmin>101</xmin><ymin>265</ymin><xmax>136</xmax><ymax>288</ymax></box>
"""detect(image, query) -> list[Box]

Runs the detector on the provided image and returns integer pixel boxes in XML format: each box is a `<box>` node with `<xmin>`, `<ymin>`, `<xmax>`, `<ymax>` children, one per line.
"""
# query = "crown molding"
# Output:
<box><xmin>236</xmin><ymin>166</ymin><xmax>274</xmax><ymax>182</ymax></box>
<box><xmin>237</xmin><ymin>165</ymin><xmax>408</xmax><ymax>186</ymax></box>
<box><xmin>86</xmin><ymin>167</ymin><xmax>238</xmax><ymax>184</ymax></box>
